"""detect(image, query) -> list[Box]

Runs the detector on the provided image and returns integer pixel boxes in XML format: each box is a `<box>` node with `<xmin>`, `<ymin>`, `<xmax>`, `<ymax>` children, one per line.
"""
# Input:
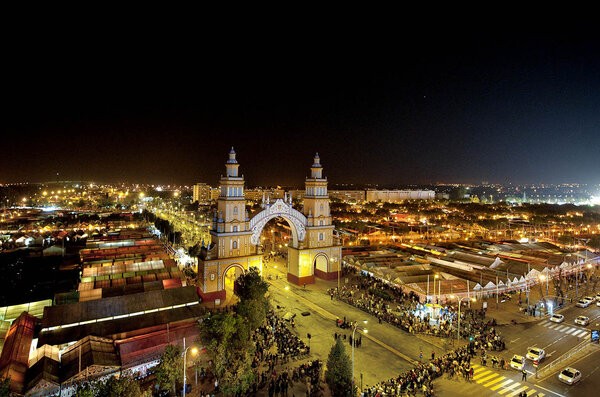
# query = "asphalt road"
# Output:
<box><xmin>264</xmin><ymin>258</ymin><xmax>447</xmax><ymax>390</ymax></box>
<box><xmin>263</xmin><ymin>258</ymin><xmax>600</xmax><ymax>396</ymax></box>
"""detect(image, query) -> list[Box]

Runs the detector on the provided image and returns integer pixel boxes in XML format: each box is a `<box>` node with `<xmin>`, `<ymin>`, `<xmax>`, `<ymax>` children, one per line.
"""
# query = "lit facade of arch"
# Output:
<box><xmin>197</xmin><ymin>149</ymin><xmax>341</xmax><ymax>303</ymax></box>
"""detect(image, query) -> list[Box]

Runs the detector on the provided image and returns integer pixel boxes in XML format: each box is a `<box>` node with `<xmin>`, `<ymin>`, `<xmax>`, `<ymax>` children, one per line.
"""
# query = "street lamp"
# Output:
<box><xmin>351</xmin><ymin>320</ymin><xmax>368</xmax><ymax>395</ymax></box>
<box><xmin>331</xmin><ymin>257</ymin><xmax>340</xmax><ymax>294</ymax></box>
<box><xmin>452</xmin><ymin>296</ymin><xmax>476</xmax><ymax>341</ymax></box>
<box><xmin>539</xmin><ymin>274</ymin><xmax>548</xmax><ymax>296</ymax></box>
<box><xmin>182</xmin><ymin>337</ymin><xmax>198</xmax><ymax>397</ymax></box>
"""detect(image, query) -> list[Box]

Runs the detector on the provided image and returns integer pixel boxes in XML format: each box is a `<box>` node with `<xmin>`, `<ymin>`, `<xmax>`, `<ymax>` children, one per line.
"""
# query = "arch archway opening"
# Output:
<box><xmin>313</xmin><ymin>254</ymin><xmax>329</xmax><ymax>279</ymax></box>
<box><xmin>223</xmin><ymin>264</ymin><xmax>244</xmax><ymax>305</ymax></box>
<box><xmin>259</xmin><ymin>217</ymin><xmax>293</xmax><ymax>280</ymax></box>
<box><xmin>249</xmin><ymin>199</ymin><xmax>307</xmax><ymax>249</ymax></box>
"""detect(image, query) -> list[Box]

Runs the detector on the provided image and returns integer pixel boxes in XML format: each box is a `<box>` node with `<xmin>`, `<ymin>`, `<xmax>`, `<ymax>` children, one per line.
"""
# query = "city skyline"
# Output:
<box><xmin>3</xmin><ymin>28</ymin><xmax>599</xmax><ymax>186</ymax></box>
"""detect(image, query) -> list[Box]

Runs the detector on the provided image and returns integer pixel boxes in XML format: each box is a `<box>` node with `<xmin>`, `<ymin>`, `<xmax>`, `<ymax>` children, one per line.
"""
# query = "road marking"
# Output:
<box><xmin>511</xmin><ymin>337</ymin><xmax>521</xmax><ymax>343</ymax></box>
<box><xmin>547</xmin><ymin>324</ymin><xmax>558</xmax><ymax>329</ymax></box>
<box><xmin>498</xmin><ymin>382</ymin><xmax>521</xmax><ymax>394</ymax></box>
<box><xmin>547</xmin><ymin>350</ymin><xmax>556</xmax><ymax>357</ymax></box>
<box><xmin>506</xmin><ymin>385</ymin><xmax>529</xmax><ymax>397</ymax></box>
<box><xmin>472</xmin><ymin>369</ymin><xmax>492</xmax><ymax>380</ymax></box>
<box><xmin>526</xmin><ymin>390</ymin><xmax>544</xmax><ymax>396</ymax></box>
<box><xmin>534</xmin><ymin>383</ymin><xmax>565</xmax><ymax>397</ymax></box>
<box><xmin>483</xmin><ymin>376</ymin><xmax>506</xmax><ymax>387</ymax></box>
<box><xmin>555</xmin><ymin>325</ymin><xmax>566</xmax><ymax>331</ymax></box>
<box><xmin>490</xmin><ymin>379</ymin><xmax>514</xmax><ymax>391</ymax></box>
<box><xmin>475</xmin><ymin>373</ymin><xmax>499</xmax><ymax>383</ymax></box>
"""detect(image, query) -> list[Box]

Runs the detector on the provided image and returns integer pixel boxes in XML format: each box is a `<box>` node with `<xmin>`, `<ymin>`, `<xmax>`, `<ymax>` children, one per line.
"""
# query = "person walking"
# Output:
<box><xmin>521</xmin><ymin>369</ymin><xmax>527</xmax><ymax>381</ymax></box>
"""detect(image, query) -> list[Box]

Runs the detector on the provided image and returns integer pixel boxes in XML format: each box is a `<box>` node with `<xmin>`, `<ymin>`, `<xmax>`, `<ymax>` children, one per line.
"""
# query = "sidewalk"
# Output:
<box><xmin>471</xmin><ymin>285</ymin><xmax>559</xmax><ymax>326</ymax></box>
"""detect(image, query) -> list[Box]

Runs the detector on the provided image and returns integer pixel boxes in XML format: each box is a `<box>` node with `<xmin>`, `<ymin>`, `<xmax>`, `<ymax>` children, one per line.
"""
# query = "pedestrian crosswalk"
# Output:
<box><xmin>539</xmin><ymin>320</ymin><xmax>590</xmax><ymax>337</ymax></box>
<box><xmin>470</xmin><ymin>363</ymin><xmax>544</xmax><ymax>396</ymax></box>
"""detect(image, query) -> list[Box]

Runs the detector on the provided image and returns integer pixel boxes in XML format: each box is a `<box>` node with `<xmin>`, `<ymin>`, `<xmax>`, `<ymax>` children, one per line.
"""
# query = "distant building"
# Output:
<box><xmin>244</xmin><ymin>188</ymin><xmax>285</xmax><ymax>202</ymax></box>
<box><xmin>289</xmin><ymin>189</ymin><xmax>305</xmax><ymax>201</ymax></box>
<box><xmin>329</xmin><ymin>190</ymin><xmax>365</xmax><ymax>203</ymax></box>
<box><xmin>192</xmin><ymin>183</ymin><xmax>212</xmax><ymax>204</ymax></box>
<box><xmin>210</xmin><ymin>187</ymin><xmax>220</xmax><ymax>201</ymax></box>
<box><xmin>365</xmin><ymin>190</ymin><xmax>435</xmax><ymax>202</ymax></box>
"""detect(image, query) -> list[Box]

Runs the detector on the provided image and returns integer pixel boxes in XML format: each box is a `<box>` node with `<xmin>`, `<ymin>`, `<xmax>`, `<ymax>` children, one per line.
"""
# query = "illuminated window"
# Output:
<box><xmin>233</xmin><ymin>225</ymin><xmax>238</xmax><ymax>232</ymax></box>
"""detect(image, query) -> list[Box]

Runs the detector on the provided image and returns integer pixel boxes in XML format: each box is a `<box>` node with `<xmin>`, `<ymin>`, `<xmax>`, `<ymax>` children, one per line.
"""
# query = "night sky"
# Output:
<box><xmin>3</xmin><ymin>26</ymin><xmax>599</xmax><ymax>187</ymax></box>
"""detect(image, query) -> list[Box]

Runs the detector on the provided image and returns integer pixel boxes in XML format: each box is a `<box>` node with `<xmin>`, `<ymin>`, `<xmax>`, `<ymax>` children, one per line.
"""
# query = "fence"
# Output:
<box><xmin>537</xmin><ymin>338</ymin><xmax>598</xmax><ymax>379</ymax></box>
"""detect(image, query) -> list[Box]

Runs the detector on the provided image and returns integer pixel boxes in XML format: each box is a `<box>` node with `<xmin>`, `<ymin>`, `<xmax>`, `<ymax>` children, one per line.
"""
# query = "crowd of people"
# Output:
<box><xmin>247</xmin><ymin>309</ymin><xmax>325</xmax><ymax>396</ymax></box>
<box><xmin>193</xmin><ymin>308</ymin><xmax>319</xmax><ymax>396</ymax></box>
<box><xmin>365</xmin><ymin>342</ymin><xmax>484</xmax><ymax>396</ymax></box>
<box><xmin>329</xmin><ymin>270</ymin><xmax>505</xmax><ymax>351</ymax></box>
<box><xmin>326</xmin><ymin>269</ymin><xmax>511</xmax><ymax>396</ymax></box>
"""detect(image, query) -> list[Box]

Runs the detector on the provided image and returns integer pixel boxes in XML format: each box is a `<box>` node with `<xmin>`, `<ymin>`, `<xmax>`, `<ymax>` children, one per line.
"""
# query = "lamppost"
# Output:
<box><xmin>452</xmin><ymin>296</ymin><xmax>476</xmax><ymax>341</ymax></box>
<box><xmin>351</xmin><ymin>320</ymin><xmax>368</xmax><ymax>395</ymax></box>
<box><xmin>182</xmin><ymin>337</ymin><xmax>198</xmax><ymax>397</ymax></box>
<box><xmin>539</xmin><ymin>274</ymin><xmax>549</xmax><ymax>296</ymax></box>
<box><xmin>332</xmin><ymin>257</ymin><xmax>341</xmax><ymax>294</ymax></box>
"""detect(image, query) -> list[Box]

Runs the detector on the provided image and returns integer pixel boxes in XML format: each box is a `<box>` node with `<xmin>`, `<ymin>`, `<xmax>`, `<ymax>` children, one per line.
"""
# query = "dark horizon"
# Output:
<box><xmin>3</xmin><ymin>28</ymin><xmax>599</xmax><ymax>186</ymax></box>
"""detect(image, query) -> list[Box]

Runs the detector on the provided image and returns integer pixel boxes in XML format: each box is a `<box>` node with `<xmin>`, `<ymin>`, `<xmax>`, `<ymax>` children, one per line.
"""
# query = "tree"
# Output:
<box><xmin>234</xmin><ymin>267</ymin><xmax>269</xmax><ymax>301</ymax></box>
<box><xmin>197</xmin><ymin>267</ymin><xmax>270</xmax><ymax>395</ymax></box>
<box><xmin>325</xmin><ymin>338</ymin><xmax>353</xmax><ymax>397</ymax></box>
<box><xmin>0</xmin><ymin>377</ymin><xmax>10</xmax><ymax>397</ymax></box>
<box><xmin>154</xmin><ymin>344</ymin><xmax>183</xmax><ymax>396</ymax></box>
<box><xmin>234</xmin><ymin>267</ymin><xmax>269</xmax><ymax>330</ymax></box>
<box><xmin>96</xmin><ymin>376</ymin><xmax>146</xmax><ymax>397</ymax></box>
<box><xmin>188</xmin><ymin>243</ymin><xmax>202</xmax><ymax>258</ymax></box>
<box><xmin>74</xmin><ymin>382</ymin><xmax>95</xmax><ymax>397</ymax></box>
<box><xmin>199</xmin><ymin>312</ymin><xmax>255</xmax><ymax>395</ymax></box>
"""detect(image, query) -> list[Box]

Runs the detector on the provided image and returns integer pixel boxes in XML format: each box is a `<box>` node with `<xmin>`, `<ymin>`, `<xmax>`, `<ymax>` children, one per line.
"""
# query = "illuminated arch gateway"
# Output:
<box><xmin>197</xmin><ymin>148</ymin><xmax>342</xmax><ymax>303</ymax></box>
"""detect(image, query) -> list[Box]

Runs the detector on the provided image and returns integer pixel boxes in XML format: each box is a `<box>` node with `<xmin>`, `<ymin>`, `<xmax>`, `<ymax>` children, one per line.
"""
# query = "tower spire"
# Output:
<box><xmin>310</xmin><ymin>152</ymin><xmax>323</xmax><ymax>179</ymax></box>
<box><xmin>225</xmin><ymin>147</ymin><xmax>240</xmax><ymax>177</ymax></box>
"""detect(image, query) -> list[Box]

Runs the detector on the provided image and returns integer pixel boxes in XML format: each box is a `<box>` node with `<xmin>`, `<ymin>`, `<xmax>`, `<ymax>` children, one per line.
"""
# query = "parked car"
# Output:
<box><xmin>575</xmin><ymin>316</ymin><xmax>590</xmax><ymax>326</ymax></box>
<box><xmin>558</xmin><ymin>367</ymin><xmax>582</xmax><ymax>385</ymax></box>
<box><xmin>595</xmin><ymin>292</ymin><xmax>600</xmax><ymax>301</ymax></box>
<box><xmin>550</xmin><ymin>314</ymin><xmax>565</xmax><ymax>323</ymax></box>
<box><xmin>576</xmin><ymin>299</ymin><xmax>591</xmax><ymax>308</ymax></box>
<box><xmin>510</xmin><ymin>354</ymin><xmax>525</xmax><ymax>371</ymax></box>
<box><xmin>526</xmin><ymin>347</ymin><xmax>546</xmax><ymax>362</ymax></box>
<box><xmin>583</xmin><ymin>296</ymin><xmax>595</xmax><ymax>304</ymax></box>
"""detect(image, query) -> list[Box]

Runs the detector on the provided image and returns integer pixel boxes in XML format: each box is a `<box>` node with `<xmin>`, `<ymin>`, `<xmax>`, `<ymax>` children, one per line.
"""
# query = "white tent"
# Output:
<box><xmin>484</xmin><ymin>281</ymin><xmax>496</xmax><ymax>290</ymax></box>
<box><xmin>527</xmin><ymin>269</ymin><xmax>541</xmax><ymax>279</ymax></box>
<box><xmin>489</xmin><ymin>256</ymin><xmax>504</xmax><ymax>269</ymax></box>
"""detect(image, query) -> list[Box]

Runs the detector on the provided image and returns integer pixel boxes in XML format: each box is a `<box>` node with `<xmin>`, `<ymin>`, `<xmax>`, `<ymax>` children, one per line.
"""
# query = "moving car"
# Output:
<box><xmin>510</xmin><ymin>354</ymin><xmax>525</xmax><ymax>371</ymax></box>
<box><xmin>526</xmin><ymin>347</ymin><xmax>546</xmax><ymax>362</ymax></box>
<box><xmin>583</xmin><ymin>296</ymin><xmax>595</xmax><ymax>304</ymax></box>
<box><xmin>550</xmin><ymin>314</ymin><xmax>565</xmax><ymax>323</ymax></box>
<box><xmin>575</xmin><ymin>316</ymin><xmax>590</xmax><ymax>326</ymax></box>
<box><xmin>576</xmin><ymin>299</ymin><xmax>591</xmax><ymax>308</ymax></box>
<box><xmin>558</xmin><ymin>367</ymin><xmax>582</xmax><ymax>385</ymax></box>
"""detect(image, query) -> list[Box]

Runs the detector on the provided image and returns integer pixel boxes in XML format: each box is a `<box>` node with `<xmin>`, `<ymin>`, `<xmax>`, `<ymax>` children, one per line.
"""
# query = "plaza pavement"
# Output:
<box><xmin>185</xmin><ymin>261</ymin><xmax>584</xmax><ymax>397</ymax></box>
